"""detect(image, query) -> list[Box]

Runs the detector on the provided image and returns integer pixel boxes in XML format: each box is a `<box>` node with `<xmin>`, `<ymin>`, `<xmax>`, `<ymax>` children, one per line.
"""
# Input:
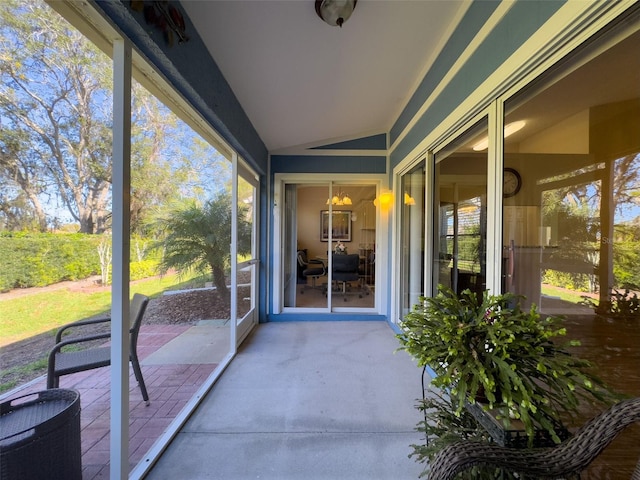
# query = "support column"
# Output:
<box><xmin>111</xmin><ymin>38</ymin><xmax>132</xmax><ymax>480</ymax></box>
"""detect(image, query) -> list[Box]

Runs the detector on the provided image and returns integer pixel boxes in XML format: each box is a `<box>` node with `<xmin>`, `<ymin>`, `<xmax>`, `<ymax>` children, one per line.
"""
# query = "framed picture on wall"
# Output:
<box><xmin>320</xmin><ymin>210</ymin><xmax>351</xmax><ymax>242</ymax></box>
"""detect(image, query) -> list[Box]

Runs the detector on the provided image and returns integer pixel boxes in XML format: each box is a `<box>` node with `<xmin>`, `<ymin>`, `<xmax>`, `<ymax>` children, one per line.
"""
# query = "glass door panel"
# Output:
<box><xmin>500</xmin><ymin>33</ymin><xmax>639</xmax><ymax>477</ymax></box>
<box><xmin>285</xmin><ymin>184</ymin><xmax>330</xmax><ymax>308</ymax></box>
<box><xmin>433</xmin><ymin>121</ymin><xmax>488</xmax><ymax>298</ymax></box>
<box><xmin>235</xmin><ymin>164</ymin><xmax>258</xmax><ymax>342</ymax></box>
<box><xmin>282</xmin><ymin>182</ymin><xmax>377</xmax><ymax>310</ymax></box>
<box><xmin>329</xmin><ymin>184</ymin><xmax>376</xmax><ymax>308</ymax></box>
<box><xmin>502</xmin><ymin>29</ymin><xmax>640</xmax><ymax>319</ymax></box>
<box><xmin>398</xmin><ymin>163</ymin><xmax>426</xmax><ymax>321</ymax></box>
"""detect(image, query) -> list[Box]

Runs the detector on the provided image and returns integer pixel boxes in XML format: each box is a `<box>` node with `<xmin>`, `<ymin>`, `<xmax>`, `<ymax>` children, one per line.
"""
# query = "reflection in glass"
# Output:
<box><xmin>503</xmin><ymin>30</ymin><xmax>640</xmax><ymax>318</ymax></box>
<box><xmin>399</xmin><ymin>163</ymin><xmax>425</xmax><ymax>320</ymax></box>
<box><xmin>502</xmin><ymin>28</ymin><xmax>639</xmax><ymax>478</ymax></box>
<box><xmin>433</xmin><ymin>121</ymin><xmax>488</xmax><ymax>298</ymax></box>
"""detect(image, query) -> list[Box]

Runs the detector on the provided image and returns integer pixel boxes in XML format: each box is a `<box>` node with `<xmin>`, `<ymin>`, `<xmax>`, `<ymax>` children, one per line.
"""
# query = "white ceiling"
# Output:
<box><xmin>181</xmin><ymin>1</ymin><xmax>467</xmax><ymax>152</ymax></box>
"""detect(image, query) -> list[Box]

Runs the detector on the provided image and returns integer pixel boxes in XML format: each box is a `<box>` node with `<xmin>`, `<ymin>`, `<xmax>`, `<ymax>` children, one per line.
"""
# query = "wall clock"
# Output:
<box><xmin>503</xmin><ymin>168</ymin><xmax>522</xmax><ymax>198</ymax></box>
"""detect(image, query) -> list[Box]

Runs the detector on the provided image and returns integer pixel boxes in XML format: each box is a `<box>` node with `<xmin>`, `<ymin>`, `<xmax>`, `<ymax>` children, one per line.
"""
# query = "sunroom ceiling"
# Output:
<box><xmin>181</xmin><ymin>1</ymin><xmax>467</xmax><ymax>152</ymax></box>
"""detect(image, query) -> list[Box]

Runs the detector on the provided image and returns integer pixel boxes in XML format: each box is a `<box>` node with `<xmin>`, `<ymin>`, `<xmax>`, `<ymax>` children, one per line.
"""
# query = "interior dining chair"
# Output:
<box><xmin>298</xmin><ymin>250</ymin><xmax>326</xmax><ymax>292</ymax></box>
<box><xmin>332</xmin><ymin>253</ymin><xmax>361</xmax><ymax>301</ymax></box>
<box><xmin>47</xmin><ymin>293</ymin><xmax>151</xmax><ymax>405</ymax></box>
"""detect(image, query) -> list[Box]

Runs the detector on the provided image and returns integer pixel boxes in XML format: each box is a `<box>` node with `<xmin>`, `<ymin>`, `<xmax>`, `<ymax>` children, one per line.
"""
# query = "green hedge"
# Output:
<box><xmin>103</xmin><ymin>259</ymin><xmax>160</xmax><ymax>284</ymax></box>
<box><xmin>0</xmin><ymin>233</ymin><xmax>159</xmax><ymax>291</ymax></box>
<box><xmin>0</xmin><ymin>233</ymin><xmax>102</xmax><ymax>291</ymax></box>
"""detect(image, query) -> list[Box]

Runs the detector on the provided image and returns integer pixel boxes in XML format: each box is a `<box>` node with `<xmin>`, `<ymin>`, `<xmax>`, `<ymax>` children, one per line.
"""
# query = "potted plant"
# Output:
<box><xmin>397</xmin><ymin>285</ymin><xmax>613</xmax><ymax>445</ymax></box>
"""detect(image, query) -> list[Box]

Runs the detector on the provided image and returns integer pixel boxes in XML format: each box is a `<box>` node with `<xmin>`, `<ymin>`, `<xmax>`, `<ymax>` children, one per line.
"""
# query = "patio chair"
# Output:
<box><xmin>427</xmin><ymin>397</ymin><xmax>640</xmax><ymax>480</ymax></box>
<box><xmin>47</xmin><ymin>293</ymin><xmax>150</xmax><ymax>405</ymax></box>
<box><xmin>332</xmin><ymin>253</ymin><xmax>361</xmax><ymax>301</ymax></box>
<box><xmin>298</xmin><ymin>250</ymin><xmax>326</xmax><ymax>292</ymax></box>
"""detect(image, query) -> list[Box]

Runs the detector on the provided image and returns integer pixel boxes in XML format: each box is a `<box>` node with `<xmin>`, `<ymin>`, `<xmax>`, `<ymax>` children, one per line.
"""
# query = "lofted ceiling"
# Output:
<box><xmin>181</xmin><ymin>0</ymin><xmax>468</xmax><ymax>153</ymax></box>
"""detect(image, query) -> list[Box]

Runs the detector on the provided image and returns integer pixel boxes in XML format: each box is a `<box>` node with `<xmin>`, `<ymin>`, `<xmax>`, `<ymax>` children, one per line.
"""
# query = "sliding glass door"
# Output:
<box><xmin>235</xmin><ymin>161</ymin><xmax>259</xmax><ymax>343</ymax></box>
<box><xmin>398</xmin><ymin>163</ymin><xmax>426</xmax><ymax>321</ymax></box>
<box><xmin>432</xmin><ymin>121</ymin><xmax>489</xmax><ymax>298</ymax></box>
<box><xmin>281</xmin><ymin>180</ymin><xmax>377</xmax><ymax>311</ymax></box>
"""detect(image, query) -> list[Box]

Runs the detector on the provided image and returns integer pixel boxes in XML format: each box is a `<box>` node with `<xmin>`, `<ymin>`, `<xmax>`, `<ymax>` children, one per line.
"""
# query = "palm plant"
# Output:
<box><xmin>153</xmin><ymin>192</ymin><xmax>252</xmax><ymax>303</ymax></box>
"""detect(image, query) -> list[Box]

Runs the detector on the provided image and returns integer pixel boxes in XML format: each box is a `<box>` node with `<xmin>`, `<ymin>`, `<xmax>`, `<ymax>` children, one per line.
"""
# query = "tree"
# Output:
<box><xmin>0</xmin><ymin>0</ymin><xmax>113</xmax><ymax>232</ymax></box>
<box><xmin>130</xmin><ymin>86</ymin><xmax>192</xmax><ymax>235</ymax></box>
<box><xmin>541</xmin><ymin>154</ymin><xmax>640</xmax><ymax>300</ymax></box>
<box><xmin>154</xmin><ymin>193</ymin><xmax>252</xmax><ymax>303</ymax></box>
<box><xmin>0</xmin><ymin>188</ymin><xmax>40</xmax><ymax>231</ymax></box>
<box><xmin>0</xmin><ymin>0</ymin><xmax>213</xmax><ymax>235</ymax></box>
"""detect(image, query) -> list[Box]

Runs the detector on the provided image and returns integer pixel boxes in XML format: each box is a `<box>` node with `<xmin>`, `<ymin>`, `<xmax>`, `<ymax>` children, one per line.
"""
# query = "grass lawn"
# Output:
<box><xmin>541</xmin><ymin>284</ymin><xmax>591</xmax><ymax>305</ymax></box>
<box><xmin>0</xmin><ymin>272</ymin><xmax>201</xmax><ymax>347</ymax></box>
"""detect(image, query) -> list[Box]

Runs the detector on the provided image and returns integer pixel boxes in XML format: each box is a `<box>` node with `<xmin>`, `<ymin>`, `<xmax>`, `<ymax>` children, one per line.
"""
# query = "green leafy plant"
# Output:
<box><xmin>397</xmin><ymin>285</ymin><xmax>614</xmax><ymax>445</ymax></box>
<box><xmin>153</xmin><ymin>192</ymin><xmax>252</xmax><ymax>304</ymax></box>
<box><xmin>580</xmin><ymin>289</ymin><xmax>640</xmax><ymax>320</ymax></box>
<box><xmin>0</xmin><ymin>232</ymin><xmax>102</xmax><ymax>290</ymax></box>
<box><xmin>411</xmin><ymin>389</ymin><xmax>517</xmax><ymax>479</ymax></box>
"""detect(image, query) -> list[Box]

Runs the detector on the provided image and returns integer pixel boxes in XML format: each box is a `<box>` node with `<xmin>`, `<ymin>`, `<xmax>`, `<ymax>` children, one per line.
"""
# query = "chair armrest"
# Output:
<box><xmin>47</xmin><ymin>331</ymin><xmax>112</xmax><ymax>386</ymax></box>
<box><xmin>49</xmin><ymin>331</ymin><xmax>112</xmax><ymax>362</ymax></box>
<box><xmin>51</xmin><ymin>331</ymin><xmax>112</xmax><ymax>352</ymax></box>
<box><xmin>311</xmin><ymin>259</ymin><xmax>326</xmax><ymax>270</ymax></box>
<box><xmin>55</xmin><ymin>315</ymin><xmax>111</xmax><ymax>343</ymax></box>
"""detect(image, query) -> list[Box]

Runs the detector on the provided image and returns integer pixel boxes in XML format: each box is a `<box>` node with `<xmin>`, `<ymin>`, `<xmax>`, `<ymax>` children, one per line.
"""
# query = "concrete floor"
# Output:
<box><xmin>145</xmin><ymin>321</ymin><xmax>427</xmax><ymax>480</ymax></box>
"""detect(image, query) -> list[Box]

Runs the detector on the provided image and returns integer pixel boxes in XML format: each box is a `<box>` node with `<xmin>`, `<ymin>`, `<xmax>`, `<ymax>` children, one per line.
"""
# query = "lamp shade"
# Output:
<box><xmin>315</xmin><ymin>0</ymin><xmax>357</xmax><ymax>27</ymax></box>
<box><xmin>374</xmin><ymin>191</ymin><xmax>393</xmax><ymax>209</ymax></box>
<box><xmin>404</xmin><ymin>193</ymin><xmax>416</xmax><ymax>206</ymax></box>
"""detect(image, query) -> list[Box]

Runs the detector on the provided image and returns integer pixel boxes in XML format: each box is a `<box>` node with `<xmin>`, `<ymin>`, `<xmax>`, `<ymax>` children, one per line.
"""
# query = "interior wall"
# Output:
<box><xmin>590</xmin><ymin>98</ymin><xmax>640</xmax><ymax>159</ymax></box>
<box><xmin>519</xmin><ymin>110</ymin><xmax>590</xmax><ymax>154</ymax></box>
<box><xmin>296</xmin><ymin>186</ymin><xmax>376</xmax><ymax>260</ymax></box>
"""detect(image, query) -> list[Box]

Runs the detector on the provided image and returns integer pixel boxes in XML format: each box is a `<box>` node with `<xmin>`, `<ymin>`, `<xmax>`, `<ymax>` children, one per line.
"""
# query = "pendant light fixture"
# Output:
<box><xmin>315</xmin><ymin>0</ymin><xmax>357</xmax><ymax>28</ymax></box>
<box><xmin>326</xmin><ymin>191</ymin><xmax>352</xmax><ymax>206</ymax></box>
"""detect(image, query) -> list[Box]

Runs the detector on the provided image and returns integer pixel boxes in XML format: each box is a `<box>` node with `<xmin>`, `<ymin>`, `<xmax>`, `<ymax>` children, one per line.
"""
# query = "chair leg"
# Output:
<box><xmin>131</xmin><ymin>354</ymin><xmax>150</xmax><ymax>406</ymax></box>
<box><xmin>47</xmin><ymin>373</ymin><xmax>59</xmax><ymax>389</ymax></box>
<box><xmin>46</xmin><ymin>357</ymin><xmax>59</xmax><ymax>389</ymax></box>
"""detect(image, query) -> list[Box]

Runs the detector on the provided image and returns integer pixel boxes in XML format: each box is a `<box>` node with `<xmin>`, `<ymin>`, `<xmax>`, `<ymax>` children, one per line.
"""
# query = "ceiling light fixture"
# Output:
<box><xmin>315</xmin><ymin>0</ymin><xmax>357</xmax><ymax>28</ymax></box>
<box><xmin>472</xmin><ymin>120</ymin><xmax>527</xmax><ymax>151</ymax></box>
<box><xmin>326</xmin><ymin>191</ymin><xmax>352</xmax><ymax>206</ymax></box>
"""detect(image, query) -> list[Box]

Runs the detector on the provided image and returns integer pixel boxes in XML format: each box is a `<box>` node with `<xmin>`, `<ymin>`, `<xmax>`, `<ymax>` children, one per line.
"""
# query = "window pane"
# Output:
<box><xmin>399</xmin><ymin>162</ymin><xmax>425</xmax><ymax>320</ymax></box>
<box><xmin>503</xmin><ymin>30</ymin><xmax>640</xmax><ymax>315</ymax></box>
<box><xmin>503</xmin><ymin>29</ymin><xmax>639</xmax><ymax>477</ymax></box>
<box><xmin>433</xmin><ymin>121</ymin><xmax>489</xmax><ymax>298</ymax></box>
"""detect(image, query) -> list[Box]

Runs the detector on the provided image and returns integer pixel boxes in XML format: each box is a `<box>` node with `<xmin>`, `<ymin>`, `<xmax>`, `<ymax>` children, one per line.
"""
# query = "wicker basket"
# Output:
<box><xmin>0</xmin><ymin>389</ymin><xmax>81</xmax><ymax>480</ymax></box>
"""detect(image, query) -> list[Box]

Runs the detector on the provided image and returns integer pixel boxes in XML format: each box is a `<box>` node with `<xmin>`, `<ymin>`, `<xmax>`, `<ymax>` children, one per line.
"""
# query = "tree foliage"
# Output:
<box><xmin>0</xmin><ymin>0</ymin><xmax>225</xmax><ymax>235</ymax></box>
<box><xmin>153</xmin><ymin>193</ymin><xmax>252</xmax><ymax>303</ymax></box>
<box><xmin>541</xmin><ymin>154</ymin><xmax>640</xmax><ymax>294</ymax></box>
<box><xmin>0</xmin><ymin>0</ymin><xmax>113</xmax><ymax>232</ymax></box>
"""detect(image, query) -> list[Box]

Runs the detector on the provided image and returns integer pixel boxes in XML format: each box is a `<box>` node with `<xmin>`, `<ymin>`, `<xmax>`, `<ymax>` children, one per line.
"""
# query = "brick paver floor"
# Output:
<box><xmin>3</xmin><ymin>324</ymin><xmax>221</xmax><ymax>479</ymax></box>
